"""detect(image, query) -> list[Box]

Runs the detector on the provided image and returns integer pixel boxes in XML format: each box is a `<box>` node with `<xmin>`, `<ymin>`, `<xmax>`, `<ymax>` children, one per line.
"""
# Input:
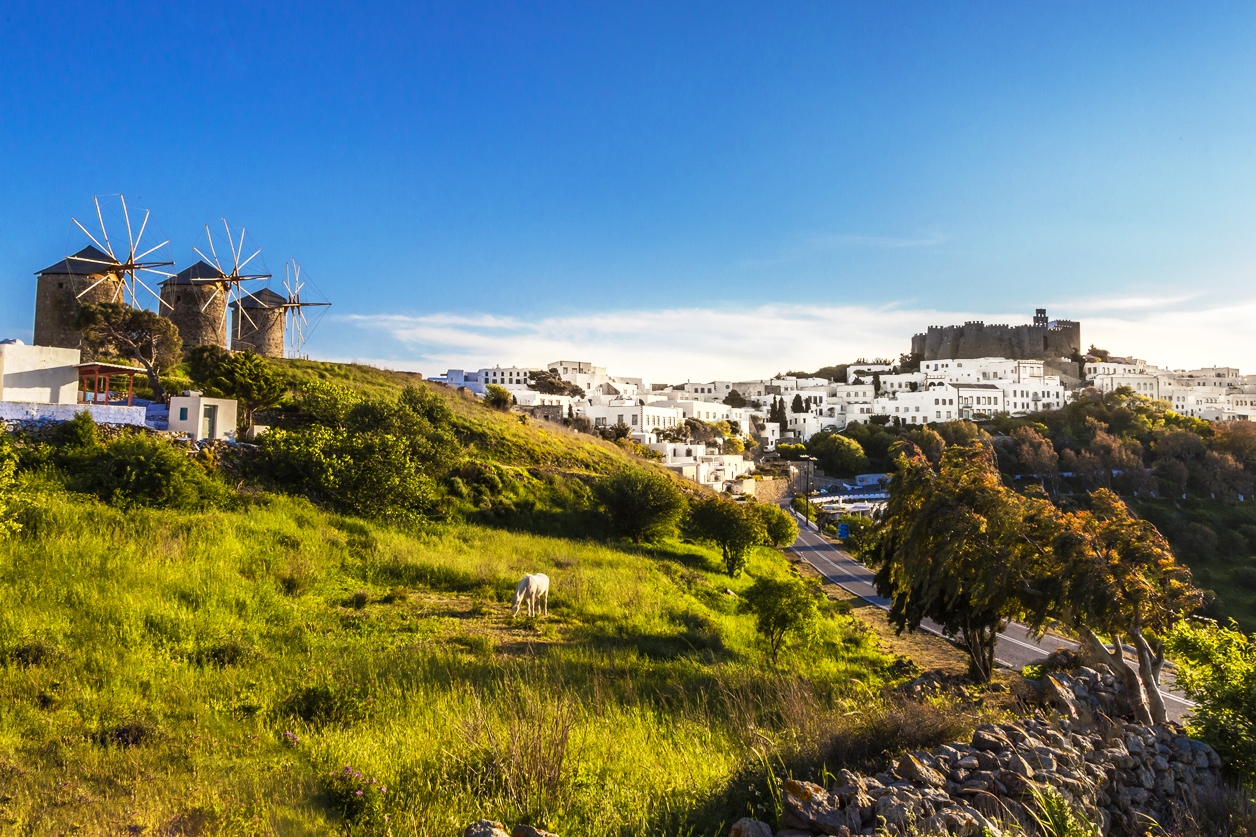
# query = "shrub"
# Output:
<box><xmin>299</xmin><ymin>380</ymin><xmax>362</xmax><ymax>427</ymax></box>
<box><xmin>256</xmin><ymin>425</ymin><xmax>439</xmax><ymax>524</ymax></box>
<box><xmin>1167</xmin><ymin>619</ymin><xmax>1256</xmax><ymax>781</ymax></box>
<box><xmin>484</xmin><ymin>384</ymin><xmax>514</xmax><ymax>411</ymax></box>
<box><xmin>281</xmin><ymin>682</ymin><xmax>372</xmax><ymax>727</ymax></box>
<box><xmin>64</xmin><ymin>431</ymin><xmax>232</xmax><ymax>510</ymax></box>
<box><xmin>323</xmin><ymin>765</ymin><xmax>391</xmax><ymax>828</ymax></box>
<box><xmin>0</xmin><ymin>435</ymin><xmax>18</xmax><ymax>538</ymax></box>
<box><xmin>592</xmin><ymin>467</ymin><xmax>687</xmax><ymax>542</ymax></box>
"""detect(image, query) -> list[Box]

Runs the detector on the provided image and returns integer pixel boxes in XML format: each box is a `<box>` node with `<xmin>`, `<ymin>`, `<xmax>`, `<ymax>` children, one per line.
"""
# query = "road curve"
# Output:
<box><xmin>784</xmin><ymin>509</ymin><xmax>1194</xmax><ymax>721</ymax></box>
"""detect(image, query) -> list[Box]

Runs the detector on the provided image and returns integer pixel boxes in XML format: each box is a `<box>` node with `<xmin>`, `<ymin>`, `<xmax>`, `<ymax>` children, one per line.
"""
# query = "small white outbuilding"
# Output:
<box><xmin>168</xmin><ymin>391</ymin><xmax>238</xmax><ymax>442</ymax></box>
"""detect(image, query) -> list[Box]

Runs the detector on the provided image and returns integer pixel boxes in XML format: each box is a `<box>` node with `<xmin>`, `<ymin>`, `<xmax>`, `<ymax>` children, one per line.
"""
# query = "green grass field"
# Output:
<box><xmin>0</xmin><ymin>480</ymin><xmax>896</xmax><ymax>836</ymax></box>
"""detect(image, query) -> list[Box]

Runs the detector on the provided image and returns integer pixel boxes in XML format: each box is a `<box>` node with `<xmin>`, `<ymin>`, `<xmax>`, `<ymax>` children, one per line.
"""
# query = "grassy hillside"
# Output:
<box><xmin>0</xmin><ymin>480</ymin><xmax>899</xmax><ymax>836</ymax></box>
<box><xmin>267</xmin><ymin>358</ymin><xmax>635</xmax><ymax>470</ymax></box>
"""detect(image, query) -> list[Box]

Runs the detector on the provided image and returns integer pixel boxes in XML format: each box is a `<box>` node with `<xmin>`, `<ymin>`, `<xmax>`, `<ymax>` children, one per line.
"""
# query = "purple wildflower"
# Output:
<box><xmin>356</xmin><ymin>790</ymin><xmax>363</xmax><ymax>797</ymax></box>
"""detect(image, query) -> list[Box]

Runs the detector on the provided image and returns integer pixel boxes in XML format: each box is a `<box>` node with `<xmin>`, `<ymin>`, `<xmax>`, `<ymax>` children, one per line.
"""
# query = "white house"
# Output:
<box><xmin>428</xmin><ymin>369</ymin><xmax>484</xmax><ymax>392</ymax></box>
<box><xmin>648</xmin><ymin>442</ymin><xmax>754</xmax><ymax>492</ymax></box>
<box><xmin>953</xmin><ymin>383</ymin><xmax>1005</xmax><ymax>420</ymax></box>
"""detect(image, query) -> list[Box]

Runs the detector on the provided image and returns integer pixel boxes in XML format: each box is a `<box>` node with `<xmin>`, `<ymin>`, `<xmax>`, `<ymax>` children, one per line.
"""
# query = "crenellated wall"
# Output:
<box><xmin>911</xmin><ymin>314</ymin><xmax>1081</xmax><ymax>361</ymax></box>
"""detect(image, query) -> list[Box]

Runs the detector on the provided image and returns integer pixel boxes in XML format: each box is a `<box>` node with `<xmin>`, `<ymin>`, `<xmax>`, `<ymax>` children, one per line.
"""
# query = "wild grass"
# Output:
<box><xmin>0</xmin><ymin>480</ymin><xmax>898</xmax><ymax>835</ymax></box>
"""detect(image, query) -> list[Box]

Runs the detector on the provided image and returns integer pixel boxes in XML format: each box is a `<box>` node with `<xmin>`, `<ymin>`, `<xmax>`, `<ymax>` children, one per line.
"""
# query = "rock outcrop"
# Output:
<box><xmin>736</xmin><ymin>667</ymin><xmax>1222</xmax><ymax>837</ymax></box>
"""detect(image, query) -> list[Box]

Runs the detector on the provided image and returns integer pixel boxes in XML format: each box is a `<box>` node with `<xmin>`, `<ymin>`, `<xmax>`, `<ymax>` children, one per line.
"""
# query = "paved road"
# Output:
<box><xmin>786</xmin><ymin>511</ymin><xmax>1194</xmax><ymax>721</ymax></box>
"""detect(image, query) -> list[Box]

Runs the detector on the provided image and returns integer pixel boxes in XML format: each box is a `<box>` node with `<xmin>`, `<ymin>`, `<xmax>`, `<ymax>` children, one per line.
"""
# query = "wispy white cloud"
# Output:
<box><xmin>334</xmin><ymin>294</ymin><xmax>1256</xmax><ymax>382</ymax></box>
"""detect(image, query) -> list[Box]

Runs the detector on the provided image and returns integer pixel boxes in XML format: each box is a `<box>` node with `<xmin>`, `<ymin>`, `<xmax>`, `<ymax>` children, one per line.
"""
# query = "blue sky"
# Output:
<box><xmin>2</xmin><ymin>2</ymin><xmax>1255</xmax><ymax>380</ymax></box>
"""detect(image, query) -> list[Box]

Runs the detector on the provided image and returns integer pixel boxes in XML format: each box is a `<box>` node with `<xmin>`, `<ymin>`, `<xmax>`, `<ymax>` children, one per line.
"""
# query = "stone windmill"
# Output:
<box><xmin>162</xmin><ymin>219</ymin><xmax>272</xmax><ymax>352</ymax></box>
<box><xmin>34</xmin><ymin>195</ymin><xmax>175</xmax><ymax>349</ymax></box>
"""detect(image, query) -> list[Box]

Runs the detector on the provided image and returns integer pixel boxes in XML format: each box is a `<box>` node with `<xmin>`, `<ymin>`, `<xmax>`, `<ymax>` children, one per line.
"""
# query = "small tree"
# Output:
<box><xmin>73</xmin><ymin>302</ymin><xmax>182</xmax><ymax>400</ymax></box>
<box><xmin>790</xmin><ymin>394</ymin><xmax>805</xmax><ymax>413</ymax></box>
<box><xmin>1166</xmin><ymin>619</ymin><xmax>1256</xmax><ymax>781</ymax></box>
<box><xmin>484</xmin><ymin>384</ymin><xmax>514</xmax><ymax>411</ymax></box>
<box><xmin>200</xmin><ymin>350</ymin><xmax>286</xmax><ymax>427</ymax></box>
<box><xmin>187</xmin><ymin>344</ymin><xmax>231</xmax><ymax>384</ymax></box>
<box><xmin>723</xmin><ymin>389</ymin><xmax>747</xmax><ymax>408</ymax></box>
<box><xmin>684</xmin><ymin>496</ymin><xmax>768</xmax><ymax>576</ymax></box>
<box><xmin>739</xmin><ymin>575</ymin><xmax>820</xmax><ymax>665</ymax></box>
<box><xmin>755</xmin><ymin>503</ymin><xmax>798</xmax><ymax>547</ymax></box>
<box><xmin>593</xmin><ymin>467</ymin><xmax>687</xmax><ymax>543</ymax></box>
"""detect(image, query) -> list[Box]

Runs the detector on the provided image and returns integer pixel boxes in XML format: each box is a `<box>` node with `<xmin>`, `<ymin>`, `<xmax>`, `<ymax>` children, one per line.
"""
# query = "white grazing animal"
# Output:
<box><xmin>512</xmin><ymin>573</ymin><xmax>549</xmax><ymax>617</ymax></box>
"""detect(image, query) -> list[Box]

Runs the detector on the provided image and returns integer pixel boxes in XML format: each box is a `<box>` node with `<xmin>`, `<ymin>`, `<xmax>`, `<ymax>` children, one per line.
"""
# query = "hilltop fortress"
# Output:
<box><xmin>911</xmin><ymin>308</ymin><xmax>1081</xmax><ymax>361</ymax></box>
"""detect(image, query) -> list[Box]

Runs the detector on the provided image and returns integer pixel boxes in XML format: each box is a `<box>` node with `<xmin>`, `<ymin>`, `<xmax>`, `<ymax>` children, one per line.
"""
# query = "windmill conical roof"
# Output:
<box><xmin>164</xmin><ymin>260</ymin><xmax>227</xmax><ymax>285</ymax></box>
<box><xmin>37</xmin><ymin>245</ymin><xmax>120</xmax><ymax>276</ymax></box>
<box><xmin>229</xmin><ymin>287</ymin><xmax>287</xmax><ymax>309</ymax></box>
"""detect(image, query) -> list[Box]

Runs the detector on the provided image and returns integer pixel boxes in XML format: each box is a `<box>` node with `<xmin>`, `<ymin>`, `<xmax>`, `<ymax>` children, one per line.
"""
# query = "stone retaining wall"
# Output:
<box><xmin>0</xmin><ymin>402</ymin><xmax>145</xmax><ymax>427</ymax></box>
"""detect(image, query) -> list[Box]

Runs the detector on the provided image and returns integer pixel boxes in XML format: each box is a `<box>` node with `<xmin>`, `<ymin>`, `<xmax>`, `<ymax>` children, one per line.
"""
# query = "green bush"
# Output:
<box><xmin>739</xmin><ymin>575</ymin><xmax>820</xmax><ymax>664</ymax></box>
<box><xmin>50</xmin><ymin>417</ymin><xmax>231</xmax><ymax>511</ymax></box>
<box><xmin>755</xmin><ymin>502</ymin><xmax>798</xmax><ymax>547</ymax></box>
<box><xmin>1167</xmin><ymin>619</ymin><xmax>1256</xmax><ymax>781</ymax></box>
<box><xmin>592</xmin><ymin>467</ymin><xmax>687</xmax><ymax>542</ymax></box>
<box><xmin>484</xmin><ymin>384</ymin><xmax>514</xmax><ymax>411</ymax></box>
<box><xmin>322</xmin><ymin>765</ymin><xmax>391</xmax><ymax>828</ymax></box>
<box><xmin>257</xmin><ymin>425</ymin><xmax>438</xmax><ymax>524</ymax></box>
<box><xmin>0</xmin><ymin>435</ymin><xmax>18</xmax><ymax>538</ymax></box>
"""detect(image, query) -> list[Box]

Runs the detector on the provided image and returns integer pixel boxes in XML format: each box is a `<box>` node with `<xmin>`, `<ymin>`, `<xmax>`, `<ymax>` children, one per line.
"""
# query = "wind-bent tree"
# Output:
<box><xmin>866</xmin><ymin>441</ymin><xmax>1053</xmax><ymax>681</ymax></box>
<box><xmin>1039</xmin><ymin>490</ymin><xmax>1202</xmax><ymax>724</ymax></box>
<box><xmin>593</xmin><ymin>467</ymin><xmax>687</xmax><ymax>543</ymax></box>
<box><xmin>684</xmin><ymin>496</ymin><xmax>768</xmax><ymax>576</ymax></box>
<box><xmin>74</xmin><ymin>302</ymin><xmax>182</xmax><ymax>401</ymax></box>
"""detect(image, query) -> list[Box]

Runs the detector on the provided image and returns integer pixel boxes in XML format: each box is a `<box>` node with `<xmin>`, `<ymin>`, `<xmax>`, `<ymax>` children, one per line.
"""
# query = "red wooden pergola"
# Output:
<box><xmin>76</xmin><ymin>362</ymin><xmax>143</xmax><ymax>407</ymax></box>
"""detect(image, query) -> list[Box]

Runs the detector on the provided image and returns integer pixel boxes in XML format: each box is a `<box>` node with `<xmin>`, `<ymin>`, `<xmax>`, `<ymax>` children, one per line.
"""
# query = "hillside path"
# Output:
<box><xmin>783</xmin><ymin>508</ymin><xmax>1195</xmax><ymax>722</ymax></box>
